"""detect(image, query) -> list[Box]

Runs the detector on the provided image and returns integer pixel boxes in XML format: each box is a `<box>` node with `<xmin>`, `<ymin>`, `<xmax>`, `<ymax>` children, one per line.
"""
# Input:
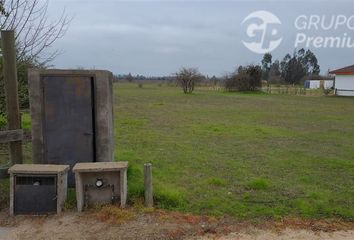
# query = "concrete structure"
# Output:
<box><xmin>304</xmin><ymin>80</ymin><xmax>333</xmax><ymax>89</ymax></box>
<box><xmin>144</xmin><ymin>163</ymin><xmax>153</xmax><ymax>207</ymax></box>
<box><xmin>330</xmin><ymin>65</ymin><xmax>354</xmax><ymax>96</ymax></box>
<box><xmin>28</xmin><ymin>69</ymin><xmax>114</xmax><ymax>186</ymax></box>
<box><xmin>73</xmin><ymin>162</ymin><xmax>128</xmax><ymax>212</ymax></box>
<box><xmin>8</xmin><ymin>164</ymin><xmax>69</xmax><ymax>215</ymax></box>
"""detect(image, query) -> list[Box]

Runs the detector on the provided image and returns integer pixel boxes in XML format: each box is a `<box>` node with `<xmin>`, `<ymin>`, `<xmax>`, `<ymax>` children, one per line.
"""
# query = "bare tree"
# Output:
<box><xmin>175</xmin><ymin>67</ymin><xmax>203</xmax><ymax>94</ymax></box>
<box><xmin>126</xmin><ymin>73</ymin><xmax>133</xmax><ymax>82</ymax></box>
<box><xmin>0</xmin><ymin>0</ymin><xmax>70</xmax><ymax>114</ymax></box>
<box><xmin>0</xmin><ymin>0</ymin><xmax>71</xmax><ymax>65</ymax></box>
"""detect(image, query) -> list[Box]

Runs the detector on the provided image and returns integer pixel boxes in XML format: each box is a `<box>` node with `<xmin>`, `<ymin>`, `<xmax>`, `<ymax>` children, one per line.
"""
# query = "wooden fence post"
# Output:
<box><xmin>1</xmin><ymin>30</ymin><xmax>23</xmax><ymax>165</ymax></box>
<box><xmin>144</xmin><ymin>163</ymin><xmax>153</xmax><ymax>207</ymax></box>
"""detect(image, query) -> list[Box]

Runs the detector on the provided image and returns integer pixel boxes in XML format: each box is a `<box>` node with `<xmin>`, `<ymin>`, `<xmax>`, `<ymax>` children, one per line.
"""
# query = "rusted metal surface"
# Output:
<box><xmin>42</xmin><ymin>76</ymin><xmax>95</xmax><ymax>186</ymax></box>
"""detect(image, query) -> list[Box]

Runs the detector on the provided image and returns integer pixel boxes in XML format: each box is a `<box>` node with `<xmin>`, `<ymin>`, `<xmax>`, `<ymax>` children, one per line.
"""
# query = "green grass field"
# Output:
<box><xmin>1</xmin><ymin>82</ymin><xmax>354</xmax><ymax>220</ymax></box>
<box><xmin>115</xmin><ymin>83</ymin><xmax>354</xmax><ymax>219</ymax></box>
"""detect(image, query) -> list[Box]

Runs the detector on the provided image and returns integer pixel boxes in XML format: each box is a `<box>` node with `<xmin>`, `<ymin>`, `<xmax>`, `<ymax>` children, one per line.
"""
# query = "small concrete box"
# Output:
<box><xmin>73</xmin><ymin>162</ymin><xmax>128</xmax><ymax>212</ymax></box>
<box><xmin>8</xmin><ymin>164</ymin><xmax>69</xmax><ymax>215</ymax></box>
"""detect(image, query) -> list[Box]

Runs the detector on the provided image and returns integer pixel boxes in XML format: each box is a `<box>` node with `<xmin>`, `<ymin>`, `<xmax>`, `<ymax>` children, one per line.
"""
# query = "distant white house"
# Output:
<box><xmin>330</xmin><ymin>65</ymin><xmax>354</xmax><ymax>96</ymax></box>
<box><xmin>304</xmin><ymin>80</ymin><xmax>333</xmax><ymax>89</ymax></box>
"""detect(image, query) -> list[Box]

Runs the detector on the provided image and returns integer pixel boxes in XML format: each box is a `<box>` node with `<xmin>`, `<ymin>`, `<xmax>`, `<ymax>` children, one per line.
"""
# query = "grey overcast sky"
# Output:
<box><xmin>47</xmin><ymin>0</ymin><xmax>354</xmax><ymax>76</ymax></box>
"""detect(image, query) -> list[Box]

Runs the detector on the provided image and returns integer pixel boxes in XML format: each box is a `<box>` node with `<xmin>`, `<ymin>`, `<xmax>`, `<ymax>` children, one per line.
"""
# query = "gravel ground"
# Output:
<box><xmin>0</xmin><ymin>208</ymin><xmax>353</xmax><ymax>240</ymax></box>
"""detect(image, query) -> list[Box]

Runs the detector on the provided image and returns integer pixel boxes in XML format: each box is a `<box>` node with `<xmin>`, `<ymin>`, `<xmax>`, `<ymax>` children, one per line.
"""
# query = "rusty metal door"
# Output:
<box><xmin>42</xmin><ymin>76</ymin><xmax>95</xmax><ymax>186</ymax></box>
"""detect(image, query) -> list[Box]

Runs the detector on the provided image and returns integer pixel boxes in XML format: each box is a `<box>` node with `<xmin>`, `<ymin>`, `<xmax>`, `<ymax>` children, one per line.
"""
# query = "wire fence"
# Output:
<box><xmin>196</xmin><ymin>83</ymin><xmax>328</xmax><ymax>96</ymax></box>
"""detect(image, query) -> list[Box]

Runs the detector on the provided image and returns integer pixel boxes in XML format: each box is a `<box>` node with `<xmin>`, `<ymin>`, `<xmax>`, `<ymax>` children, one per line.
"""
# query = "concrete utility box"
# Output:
<box><xmin>73</xmin><ymin>162</ymin><xmax>128</xmax><ymax>212</ymax></box>
<box><xmin>8</xmin><ymin>164</ymin><xmax>69</xmax><ymax>215</ymax></box>
<box><xmin>28</xmin><ymin>69</ymin><xmax>114</xmax><ymax>187</ymax></box>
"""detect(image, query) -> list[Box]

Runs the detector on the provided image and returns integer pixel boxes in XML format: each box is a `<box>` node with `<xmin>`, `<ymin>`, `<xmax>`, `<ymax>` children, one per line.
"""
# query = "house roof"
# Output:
<box><xmin>329</xmin><ymin>65</ymin><xmax>354</xmax><ymax>75</ymax></box>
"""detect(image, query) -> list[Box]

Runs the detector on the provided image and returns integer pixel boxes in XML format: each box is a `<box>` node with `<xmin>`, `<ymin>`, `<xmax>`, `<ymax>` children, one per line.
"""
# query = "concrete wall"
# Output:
<box><xmin>74</xmin><ymin>169</ymin><xmax>127</xmax><ymax>211</ymax></box>
<box><xmin>335</xmin><ymin>75</ymin><xmax>354</xmax><ymax>96</ymax></box>
<box><xmin>28</xmin><ymin>69</ymin><xmax>114</xmax><ymax>164</ymax></box>
<box><xmin>309</xmin><ymin>80</ymin><xmax>320</xmax><ymax>89</ymax></box>
<box><xmin>324</xmin><ymin>80</ymin><xmax>334</xmax><ymax>89</ymax></box>
<box><xmin>81</xmin><ymin>171</ymin><xmax>121</xmax><ymax>205</ymax></box>
<box><xmin>305</xmin><ymin>80</ymin><xmax>334</xmax><ymax>89</ymax></box>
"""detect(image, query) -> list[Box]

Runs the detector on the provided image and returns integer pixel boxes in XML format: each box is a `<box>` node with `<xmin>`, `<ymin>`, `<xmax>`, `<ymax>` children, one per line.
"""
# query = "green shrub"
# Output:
<box><xmin>127</xmin><ymin>164</ymin><xmax>144</xmax><ymax>198</ymax></box>
<box><xmin>0</xmin><ymin>113</ymin><xmax>31</xmax><ymax>130</ymax></box>
<box><xmin>0</xmin><ymin>59</ymin><xmax>36</xmax><ymax>115</ymax></box>
<box><xmin>64</xmin><ymin>188</ymin><xmax>77</xmax><ymax>210</ymax></box>
<box><xmin>0</xmin><ymin>179</ymin><xmax>9</xmax><ymax>208</ymax></box>
<box><xmin>225</xmin><ymin>65</ymin><xmax>262</xmax><ymax>92</ymax></box>
<box><xmin>0</xmin><ymin>115</ymin><xmax>6</xmax><ymax>130</ymax></box>
<box><xmin>208</xmin><ymin>177</ymin><xmax>227</xmax><ymax>186</ymax></box>
<box><xmin>154</xmin><ymin>187</ymin><xmax>186</xmax><ymax>209</ymax></box>
<box><xmin>21</xmin><ymin>112</ymin><xmax>31</xmax><ymax>130</ymax></box>
<box><xmin>247</xmin><ymin>178</ymin><xmax>269</xmax><ymax>190</ymax></box>
<box><xmin>323</xmin><ymin>87</ymin><xmax>333</xmax><ymax>96</ymax></box>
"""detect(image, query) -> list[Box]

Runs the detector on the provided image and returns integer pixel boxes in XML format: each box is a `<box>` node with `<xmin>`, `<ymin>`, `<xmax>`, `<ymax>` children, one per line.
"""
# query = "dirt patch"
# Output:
<box><xmin>191</xmin><ymin>229</ymin><xmax>354</xmax><ymax>240</ymax></box>
<box><xmin>0</xmin><ymin>207</ymin><xmax>353</xmax><ymax>240</ymax></box>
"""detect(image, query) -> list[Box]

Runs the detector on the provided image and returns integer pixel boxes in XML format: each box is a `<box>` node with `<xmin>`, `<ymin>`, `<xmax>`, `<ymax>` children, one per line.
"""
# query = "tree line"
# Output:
<box><xmin>0</xmin><ymin>2</ymin><xmax>327</xmax><ymax>102</ymax></box>
<box><xmin>261</xmin><ymin>49</ymin><xmax>321</xmax><ymax>85</ymax></box>
<box><xmin>176</xmin><ymin>48</ymin><xmax>326</xmax><ymax>94</ymax></box>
